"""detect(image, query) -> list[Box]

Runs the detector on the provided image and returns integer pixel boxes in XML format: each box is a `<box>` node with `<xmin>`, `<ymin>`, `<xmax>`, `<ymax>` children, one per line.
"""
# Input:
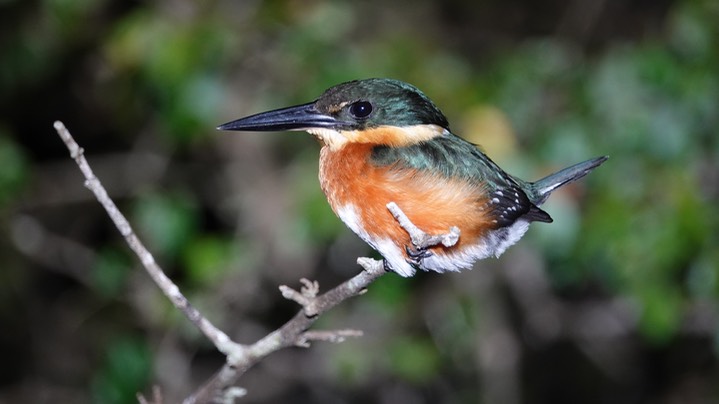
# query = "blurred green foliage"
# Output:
<box><xmin>1</xmin><ymin>0</ymin><xmax>718</xmax><ymax>403</ymax></box>
<box><xmin>0</xmin><ymin>132</ymin><xmax>28</xmax><ymax>206</ymax></box>
<box><xmin>92</xmin><ymin>247</ymin><xmax>132</xmax><ymax>299</ymax></box>
<box><xmin>133</xmin><ymin>192</ymin><xmax>198</xmax><ymax>259</ymax></box>
<box><xmin>91</xmin><ymin>337</ymin><xmax>152</xmax><ymax>404</ymax></box>
<box><xmin>183</xmin><ymin>235</ymin><xmax>237</xmax><ymax>285</ymax></box>
<box><xmin>106</xmin><ymin>8</ymin><xmax>227</xmax><ymax>142</ymax></box>
<box><xmin>388</xmin><ymin>336</ymin><xmax>442</xmax><ymax>383</ymax></box>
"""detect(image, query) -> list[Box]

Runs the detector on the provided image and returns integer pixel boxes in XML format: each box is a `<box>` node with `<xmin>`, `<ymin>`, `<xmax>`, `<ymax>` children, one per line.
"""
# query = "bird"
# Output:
<box><xmin>218</xmin><ymin>78</ymin><xmax>607</xmax><ymax>277</ymax></box>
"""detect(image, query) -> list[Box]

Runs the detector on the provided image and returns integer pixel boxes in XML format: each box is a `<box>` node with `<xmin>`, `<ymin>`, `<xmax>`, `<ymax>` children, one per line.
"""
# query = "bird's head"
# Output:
<box><xmin>218</xmin><ymin>78</ymin><xmax>450</xmax><ymax>149</ymax></box>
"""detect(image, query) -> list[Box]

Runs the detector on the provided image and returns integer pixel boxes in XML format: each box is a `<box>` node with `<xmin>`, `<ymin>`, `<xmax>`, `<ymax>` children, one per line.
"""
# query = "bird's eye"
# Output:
<box><xmin>349</xmin><ymin>101</ymin><xmax>373</xmax><ymax>118</ymax></box>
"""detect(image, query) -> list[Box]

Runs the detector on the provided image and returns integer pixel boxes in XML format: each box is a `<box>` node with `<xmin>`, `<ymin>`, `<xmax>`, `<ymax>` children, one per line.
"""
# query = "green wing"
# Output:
<box><xmin>369</xmin><ymin>133</ymin><xmax>552</xmax><ymax>226</ymax></box>
<box><xmin>370</xmin><ymin>133</ymin><xmax>515</xmax><ymax>187</ymax></box>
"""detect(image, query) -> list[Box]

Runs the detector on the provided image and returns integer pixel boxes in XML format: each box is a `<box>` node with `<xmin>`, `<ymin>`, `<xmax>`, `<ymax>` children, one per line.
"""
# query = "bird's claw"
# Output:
<box><xmin>405</xmin><ymin>245</ymin><xmax>432</xmax><ymax>267</ymax></box>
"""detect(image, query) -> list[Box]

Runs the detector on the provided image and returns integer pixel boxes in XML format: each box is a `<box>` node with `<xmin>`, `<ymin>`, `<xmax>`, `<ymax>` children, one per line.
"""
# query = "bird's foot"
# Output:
<box><xmin>405</xmin><ymin>245</ymin><xmax>432</xmax><ymax>267</ymax></box>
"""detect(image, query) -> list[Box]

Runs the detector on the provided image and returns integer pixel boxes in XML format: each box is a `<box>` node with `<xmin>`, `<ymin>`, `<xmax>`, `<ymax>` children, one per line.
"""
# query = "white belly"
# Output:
<box><xmin>336</xmin><ymin>203</ymin><xmax>530</xmax><ymax>277</ymax></box>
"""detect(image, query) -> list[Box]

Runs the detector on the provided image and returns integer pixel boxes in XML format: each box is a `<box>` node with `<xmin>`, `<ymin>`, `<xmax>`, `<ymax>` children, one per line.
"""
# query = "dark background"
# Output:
<box><xmin>1</xmin><ymin>0</ymin><xmax>717</xmax><ymax>403</ymax></box>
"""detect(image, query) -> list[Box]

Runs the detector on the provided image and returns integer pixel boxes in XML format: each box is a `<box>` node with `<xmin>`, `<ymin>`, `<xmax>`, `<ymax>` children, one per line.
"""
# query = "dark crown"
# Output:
<box><xmin>314</xmin><ymin>78</ymin><xmax>450</xmax><ymax>130</ymax></box>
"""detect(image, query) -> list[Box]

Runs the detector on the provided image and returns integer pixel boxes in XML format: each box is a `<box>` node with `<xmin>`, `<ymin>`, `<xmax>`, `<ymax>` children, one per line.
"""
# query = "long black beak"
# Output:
<box><xmin>217</xmin><ymin>101</ymin><xmax>343</xmax><ymax>131</ymax></box>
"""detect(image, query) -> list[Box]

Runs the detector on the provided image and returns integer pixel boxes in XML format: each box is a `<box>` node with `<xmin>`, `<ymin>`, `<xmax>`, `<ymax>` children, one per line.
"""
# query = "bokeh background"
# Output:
<box><xmin>1</xmin><ymin>0</ymin><xmax>718</xmax><ymax>403</ymax></box>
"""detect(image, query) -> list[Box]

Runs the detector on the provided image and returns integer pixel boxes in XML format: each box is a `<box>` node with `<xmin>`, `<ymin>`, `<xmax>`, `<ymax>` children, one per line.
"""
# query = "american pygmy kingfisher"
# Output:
<box><xmin>219</xmin><ymin>78</ymin><xmax>607</xmax><ymax>277</ymax></box>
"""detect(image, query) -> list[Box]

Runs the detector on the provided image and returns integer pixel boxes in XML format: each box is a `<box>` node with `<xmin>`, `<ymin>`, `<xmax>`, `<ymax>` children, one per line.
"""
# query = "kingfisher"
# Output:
<box><xmin>219</xmin><ymin>78</ymin><xmax>607</xmax><ymax>277</ymax></box>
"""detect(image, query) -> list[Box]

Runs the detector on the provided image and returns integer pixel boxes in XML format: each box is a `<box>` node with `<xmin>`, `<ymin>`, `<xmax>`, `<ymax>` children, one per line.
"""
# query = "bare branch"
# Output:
<box><xmin>54</xmin><ymin>121</ymin><xmax>390</xmax><ymax>403</ymax></box>
<box><xmin>387</xmin><ymin>201</ymin><xmax>460</xmax><ymax>248</ymax></box>
<box><xmin>53</xmin><ymin>121</ymin><xmax>244</xmax><ymax>358</ymax></box>
<box><xmin>298</xmin><ymin>329</ymin><xmax>364</xmax><ymax>347</ymax></box>
<box><xmin>184</xmin><ymin>257</ymin><xmax>386</xmax><ymax>404</ymax></box>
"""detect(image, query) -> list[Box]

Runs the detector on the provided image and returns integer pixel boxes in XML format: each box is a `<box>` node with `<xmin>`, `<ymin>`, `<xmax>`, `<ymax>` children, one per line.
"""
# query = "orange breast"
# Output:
<box><xmin>319</xmin><ymin>143</ymin><xmax>493</xmax><ymax>257</ymax></box>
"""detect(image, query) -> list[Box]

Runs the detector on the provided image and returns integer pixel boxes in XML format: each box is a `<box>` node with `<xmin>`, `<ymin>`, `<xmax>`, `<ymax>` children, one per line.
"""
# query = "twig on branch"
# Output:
<box><xmin>279</xmin><ymin>278</ymin><xmax>320</xmax><ymax>316</ymax></box>
<box><xmin>387</xmin><ymin>201</ymin><xmax>460</xmax><ymax>249</ymax></box>
<box><xmin>298</xmin><ymin>329</ymin><xmax>364</xmax><ymax>347</ymax></box>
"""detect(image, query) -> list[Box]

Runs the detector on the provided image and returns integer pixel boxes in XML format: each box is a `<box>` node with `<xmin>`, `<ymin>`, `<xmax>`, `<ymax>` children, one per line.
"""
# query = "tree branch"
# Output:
<box><xmin>53</xmin><ymin>121</ymin><xmax>387</xmax><ymax>403</ymax></box>
<box><xmin>53</xmin><ymin>121</ymin><xmax>243</xmax><ymax>358</ymax></box>
<box><xmin>184</xmin><ymin>257</ymin><xmax>385</xmax><ymax>404</ymax></box>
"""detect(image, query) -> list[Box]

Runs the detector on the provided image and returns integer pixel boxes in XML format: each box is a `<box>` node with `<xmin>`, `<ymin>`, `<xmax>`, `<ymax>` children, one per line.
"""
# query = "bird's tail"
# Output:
<box><xmin>529</xmin><ymin>156</ymin><xmax>608</xmax><ymax>205</ymax></box>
